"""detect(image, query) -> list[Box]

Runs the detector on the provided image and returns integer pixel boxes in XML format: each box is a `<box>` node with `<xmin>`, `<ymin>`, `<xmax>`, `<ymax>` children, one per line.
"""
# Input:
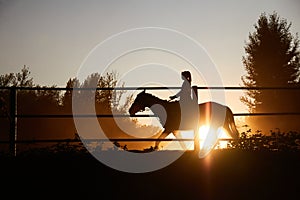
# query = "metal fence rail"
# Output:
<box><xmin>1</xmin><ymin>86</ymin><xmax>300</xmax><ymax>155</ymax></box>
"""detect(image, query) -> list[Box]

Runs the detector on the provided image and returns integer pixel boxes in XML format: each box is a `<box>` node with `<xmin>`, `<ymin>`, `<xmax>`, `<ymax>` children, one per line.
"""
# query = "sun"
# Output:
<box><xmin>158</xmin><ymin>125</ymin><xmax>231</xmax><ymax>151</ymax></box>
<box><xmin>198</xmin><ymin>125</ymin><xmax>230</xmax><ymax>150</ymax></box>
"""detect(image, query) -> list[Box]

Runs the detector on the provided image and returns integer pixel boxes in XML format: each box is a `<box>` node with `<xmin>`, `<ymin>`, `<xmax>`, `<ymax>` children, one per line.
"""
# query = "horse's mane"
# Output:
<box><xmin>143</xmin><ymin>92</ymin><xmax>169</xmax><ymax>104</ymax></box>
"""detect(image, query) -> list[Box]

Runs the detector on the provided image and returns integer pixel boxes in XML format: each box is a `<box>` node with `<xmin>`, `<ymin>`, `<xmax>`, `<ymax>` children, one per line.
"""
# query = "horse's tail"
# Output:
<box><xmin>226</xmin><ymin>107</ymin><xmax>239</xmax><ymax>139</ymax></box>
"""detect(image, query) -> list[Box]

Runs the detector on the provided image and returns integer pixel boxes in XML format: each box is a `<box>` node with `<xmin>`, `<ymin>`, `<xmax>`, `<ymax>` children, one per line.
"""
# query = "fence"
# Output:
<box><xmin>1</xmin><ymin>85</ymin><xmax>300</xmax><ymax>156</ymax></box>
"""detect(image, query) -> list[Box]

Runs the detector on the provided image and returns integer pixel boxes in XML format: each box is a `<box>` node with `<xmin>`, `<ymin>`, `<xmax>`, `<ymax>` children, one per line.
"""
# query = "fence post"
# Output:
<box><xmin>9</xmin><ymin>87</ymin><xmax>17</xmax><ymax>156</ymax></box>
<box><xmin>192</xmin><ymin>85</ymin><xmax>200</xmax><ymax>152</ymax></box>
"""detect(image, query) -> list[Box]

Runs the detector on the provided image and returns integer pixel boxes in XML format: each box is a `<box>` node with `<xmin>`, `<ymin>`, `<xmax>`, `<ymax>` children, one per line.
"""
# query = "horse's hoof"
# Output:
<box><xmin>143</xmin><ymin>146</ymin><xmax>157</xmax><ymax>152</ymax></box>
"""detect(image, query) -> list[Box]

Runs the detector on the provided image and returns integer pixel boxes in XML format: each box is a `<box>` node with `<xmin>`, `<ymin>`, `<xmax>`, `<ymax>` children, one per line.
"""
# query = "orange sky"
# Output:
<box><xmin>0</xmin><ymin>0</ymin><xmax>299</xmax><ymax>117</ymax></box>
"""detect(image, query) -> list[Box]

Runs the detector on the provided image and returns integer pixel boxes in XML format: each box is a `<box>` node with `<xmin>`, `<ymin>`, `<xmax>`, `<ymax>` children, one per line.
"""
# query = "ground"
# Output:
<box><xmin>0</xmin><ymin>150</ymin><xmax>299</xmax><ymax>199</ymax></box>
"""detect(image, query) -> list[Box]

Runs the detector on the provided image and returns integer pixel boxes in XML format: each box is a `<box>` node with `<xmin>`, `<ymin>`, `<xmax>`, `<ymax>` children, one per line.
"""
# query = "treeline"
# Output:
<box><xmin>240</xmin><ymin>12</ymin><xmax>300</xmax><ymax>133</ymax></box>
<box><xmin>0</xmin><ymin>66</ymin><xmax>160</xmax><ymax>153</ymax></box>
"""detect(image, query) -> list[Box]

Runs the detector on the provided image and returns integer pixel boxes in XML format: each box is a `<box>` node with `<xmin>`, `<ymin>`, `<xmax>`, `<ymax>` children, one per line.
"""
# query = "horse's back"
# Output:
<box><xmin>198</xmin><ymin>101</ymin><xmax>231</xmax><ymax>122</ymax></box>
<box><xmin>198</xmin><ymin>101</ymin><xmax>228</xmax><ymax>112</ymax></box>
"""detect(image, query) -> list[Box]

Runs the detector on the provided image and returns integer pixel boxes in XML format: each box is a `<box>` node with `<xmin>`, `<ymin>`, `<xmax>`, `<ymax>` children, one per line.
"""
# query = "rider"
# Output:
<box><xmin>168</xmin><ymin>70</ymin><xmax>196</xmax><ymax>132</ymax></box>
<box><xmin>154</xmin><ymin>70</ymin><xmax>198</xmax><ymax>150</ymax></box>
<box><xmin>169</xmin><ymin>70</ymin><xmax>192</xmax><ymax>102</ymax></box>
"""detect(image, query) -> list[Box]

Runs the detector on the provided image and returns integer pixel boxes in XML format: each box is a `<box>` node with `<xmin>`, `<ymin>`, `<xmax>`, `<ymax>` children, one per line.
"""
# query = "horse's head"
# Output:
<box><xmin>129</xmin><ymin>90</ymin><xmax>147</xmax><ymax>115</ymax></box>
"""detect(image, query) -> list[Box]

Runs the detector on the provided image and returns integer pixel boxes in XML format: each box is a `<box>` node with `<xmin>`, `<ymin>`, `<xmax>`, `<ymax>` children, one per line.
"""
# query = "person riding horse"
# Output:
<box><xmin>169</xmin><ymin>71</ymin><xmax>193</xmax><ymax>102</ymax></box>
<box><xmin>169</xmin><ymin>71</ymin><xmax>197</xmax><ymax>130</ymax></box>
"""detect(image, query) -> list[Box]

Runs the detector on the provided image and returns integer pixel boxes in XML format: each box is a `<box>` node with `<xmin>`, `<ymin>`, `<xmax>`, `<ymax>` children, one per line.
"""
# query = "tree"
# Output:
<box><xmin>0</xmin><ymin>65</ymin><xmax>35</xmax><ymax>145</ymax></box>
<box><xmin>61</xmin><ymin>77</ymin><xmax>80</xmax><ymax>112</ymax></box>
<box><xmin>0</xmin><ymin>65</ymin><xmax>35</xmax><ymax>118</ymax></box>
<box><xmin>0</xmin><ymin>65</ymin><xmax>34</xmax><ymax>87</ymax></box>
<box><xmin>241</xmin><ymin>12</ymin><xmax>300</xmax><ymax>133</ymax></box>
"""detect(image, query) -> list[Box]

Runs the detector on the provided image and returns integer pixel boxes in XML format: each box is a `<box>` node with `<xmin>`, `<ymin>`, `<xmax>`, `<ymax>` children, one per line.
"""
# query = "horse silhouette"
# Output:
<box><xmin>129</xmin><ymin>90</ymin><xmax>239</xmax><ymax>153</ymax></box>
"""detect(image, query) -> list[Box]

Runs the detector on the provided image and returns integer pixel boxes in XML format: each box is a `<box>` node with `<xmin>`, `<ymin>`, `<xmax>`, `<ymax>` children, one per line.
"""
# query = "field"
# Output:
<box><xmin>0</xmin><ymin>149</ymin><xmax>299</xmax><ymax>199</ymax></box>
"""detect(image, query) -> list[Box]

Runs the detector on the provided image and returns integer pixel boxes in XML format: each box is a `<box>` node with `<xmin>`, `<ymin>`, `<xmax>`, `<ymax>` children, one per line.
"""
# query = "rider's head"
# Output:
<box><xmin>181</xmin><ymin>71</ymin><xmax>191</xmax><ymax>83</ymax></box>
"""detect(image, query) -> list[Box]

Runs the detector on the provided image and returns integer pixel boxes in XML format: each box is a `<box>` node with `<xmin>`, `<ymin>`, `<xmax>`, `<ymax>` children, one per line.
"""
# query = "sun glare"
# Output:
<box><xmin>160</xmin><ymin>131</ymin><xmax>194</xmax><ymax>150</ymax></box>
<box><xmin>198</xmin><ymin>125</ymin><xmax>230</xmax><ymax>150</ymax></box>
<box><xmin>160</xmin><ymin>125</ymin><xmax>231</xmax><ymax>151</ymax></box>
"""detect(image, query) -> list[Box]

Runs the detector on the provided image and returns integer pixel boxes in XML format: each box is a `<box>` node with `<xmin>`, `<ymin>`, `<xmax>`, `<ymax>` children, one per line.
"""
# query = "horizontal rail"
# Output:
<box><xmin>197</xmin><ymin>86</ymin><xmax>300</xmax><ymax>90</ymax></box>
<box><xmin>1</xmin><ymin>86</ymin><xmax>300</xmax><ymax>91</ymax></box>
<box><xmin>0</xmin><ymin>138</ymin><xmax>235</xmax><ymax>144</ymax></box>
<box><xmin>0</xmin><ymin>86</ymin><xmax>181</xmax><ymax>91</ymax></box>
<box><xmin>233</xmin><ymin>112</ymin><xmax>300</xmax><ymax>116</ymax></box>
<box><xmin>1</xmin><ymin>112</ymin><xmax>300</xmax><ymax>119</ymax></box>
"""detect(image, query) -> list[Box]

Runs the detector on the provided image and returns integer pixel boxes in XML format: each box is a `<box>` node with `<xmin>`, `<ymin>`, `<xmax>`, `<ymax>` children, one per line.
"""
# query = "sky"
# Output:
<box><xmin>0</xmin><ymin>0</ymin><xmax>300</xmax><ymax>115</ymax></box>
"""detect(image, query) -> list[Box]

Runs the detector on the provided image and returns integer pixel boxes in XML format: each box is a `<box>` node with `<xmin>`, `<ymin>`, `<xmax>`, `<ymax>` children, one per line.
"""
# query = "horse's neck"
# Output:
<box><xmin>144</xmin><ymin>94</ymin><xmax>167</xmax><ymax>108</ymax></box>
<box><xmin>145</xmin><ymin>94</ymin><xmax>168</xmax><ymax>118</ymax></box>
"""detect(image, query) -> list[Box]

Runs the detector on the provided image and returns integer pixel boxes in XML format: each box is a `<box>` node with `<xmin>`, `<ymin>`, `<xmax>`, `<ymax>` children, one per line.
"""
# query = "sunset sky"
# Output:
<box><xmin>0</xmin><ymin>0</ymin><xmax>300</xmax><ymax>115</ymax></box>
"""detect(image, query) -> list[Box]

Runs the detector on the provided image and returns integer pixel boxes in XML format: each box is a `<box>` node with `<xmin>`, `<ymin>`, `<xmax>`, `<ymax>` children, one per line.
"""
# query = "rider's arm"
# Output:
<box><xmin>169</xmin><ymin>81</ymin><xmax>189</xmax><ymax>100</ymax></box>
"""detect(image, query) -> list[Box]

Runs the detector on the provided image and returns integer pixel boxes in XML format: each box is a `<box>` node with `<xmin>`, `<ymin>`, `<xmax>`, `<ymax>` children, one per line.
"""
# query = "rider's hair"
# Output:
<box><xmin>181</xmin><ymin>71</ymin><xmax>191</xmax><ymax>83</ymax></box>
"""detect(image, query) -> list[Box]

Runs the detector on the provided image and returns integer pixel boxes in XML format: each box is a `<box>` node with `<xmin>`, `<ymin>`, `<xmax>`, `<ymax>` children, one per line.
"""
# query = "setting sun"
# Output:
<box><xmin>159</xmin><ymin>125</ymin><xmax>231</xmax><ymax>151</ymax></box>
<box><xmin>199</xmin><ymin>125</ymin><xmax>231</xmax><ymax>150</ymax></box>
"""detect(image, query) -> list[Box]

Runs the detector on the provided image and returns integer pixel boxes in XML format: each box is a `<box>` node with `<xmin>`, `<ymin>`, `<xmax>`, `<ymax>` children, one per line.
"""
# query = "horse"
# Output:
<box><xmin>129</xmin><ymin>90</ymin><xmax>239</xmax><ymax>153</ymax></box>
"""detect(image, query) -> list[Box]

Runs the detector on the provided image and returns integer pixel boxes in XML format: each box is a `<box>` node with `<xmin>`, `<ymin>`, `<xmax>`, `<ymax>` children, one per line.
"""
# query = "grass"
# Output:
<box><xmin>0</xmin><ymin>148</ymin><xmax>299</xmax><ymax>199</ymax></box>
<box><xmin>0</xmin><ymin>130</ymin><xmax>299</xmax><ymax>199</ymax></box>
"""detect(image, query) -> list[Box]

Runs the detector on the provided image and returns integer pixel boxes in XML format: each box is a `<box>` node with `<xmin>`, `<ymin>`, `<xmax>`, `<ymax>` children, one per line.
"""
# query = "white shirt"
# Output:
<box><xmin>175</xmin><ymin>80</ymin><xmax>191</xmax><ymax>102</ymax></box>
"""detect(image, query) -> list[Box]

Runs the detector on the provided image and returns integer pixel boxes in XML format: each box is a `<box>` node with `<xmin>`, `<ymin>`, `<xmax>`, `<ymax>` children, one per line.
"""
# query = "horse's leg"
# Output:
<box><xmin>198</xmin><ymin>119</ymin><xmax>222</xmax><ymax>158</ymax></box>
<box><xmin>223</xmin><ymin>108</ymin><xmax>239</xmax><ymax>139</ymax></box>
<box><xmin>222</xmin><ymin>111</ymin><xmax>232</xmax><ymax>136</ymax></box>
<box><xmin>173</xmin><ymin>130</ymin><xmax>188</xmax><ymax>150</ymax></box>
<box><xmin>155</xmin><ymin>131</ymin><xmax>171</xmax><ymax>150</ymax></box>
<box><xmin>227</xmin><ymin>109</ymin><xmax>239</xmax><ymax>139</ymax></box>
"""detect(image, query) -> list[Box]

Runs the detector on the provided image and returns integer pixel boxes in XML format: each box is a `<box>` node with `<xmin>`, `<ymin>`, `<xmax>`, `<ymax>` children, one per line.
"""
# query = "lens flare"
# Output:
<box><xmin>198</xmin><ymin>125</ymin><xmax>230</xmax><ymax>157</ymax></box>
<box><xmin>199</xmin><ymin>125</ymin><xmax>209</xmax><ymax>149</ymax></box>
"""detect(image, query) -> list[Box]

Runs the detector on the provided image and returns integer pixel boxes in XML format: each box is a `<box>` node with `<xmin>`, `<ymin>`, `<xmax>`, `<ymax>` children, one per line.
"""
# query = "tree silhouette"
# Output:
<box><xmin>241</xmin><ymin>12</ymin><xmax>300</xmax><ymax>133</ymax></box>
<box><xmin>0</xmin><ymin>65</ymin><xmax>34</xmax><ymax>87</ymax></box>
<box><xmin>61</xmin><ymin>77</ymin><xmax>80</xmax><ymax>113</ymax></box>
<box><xmin>0</xmin><ymin>66</ymin><xmax>36</xmax><ymax>149</ymax></box>
<box><xmin>0</xmin><ymin>67</ymin><xmax>161</xmax><ymax>153</ymax></box>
